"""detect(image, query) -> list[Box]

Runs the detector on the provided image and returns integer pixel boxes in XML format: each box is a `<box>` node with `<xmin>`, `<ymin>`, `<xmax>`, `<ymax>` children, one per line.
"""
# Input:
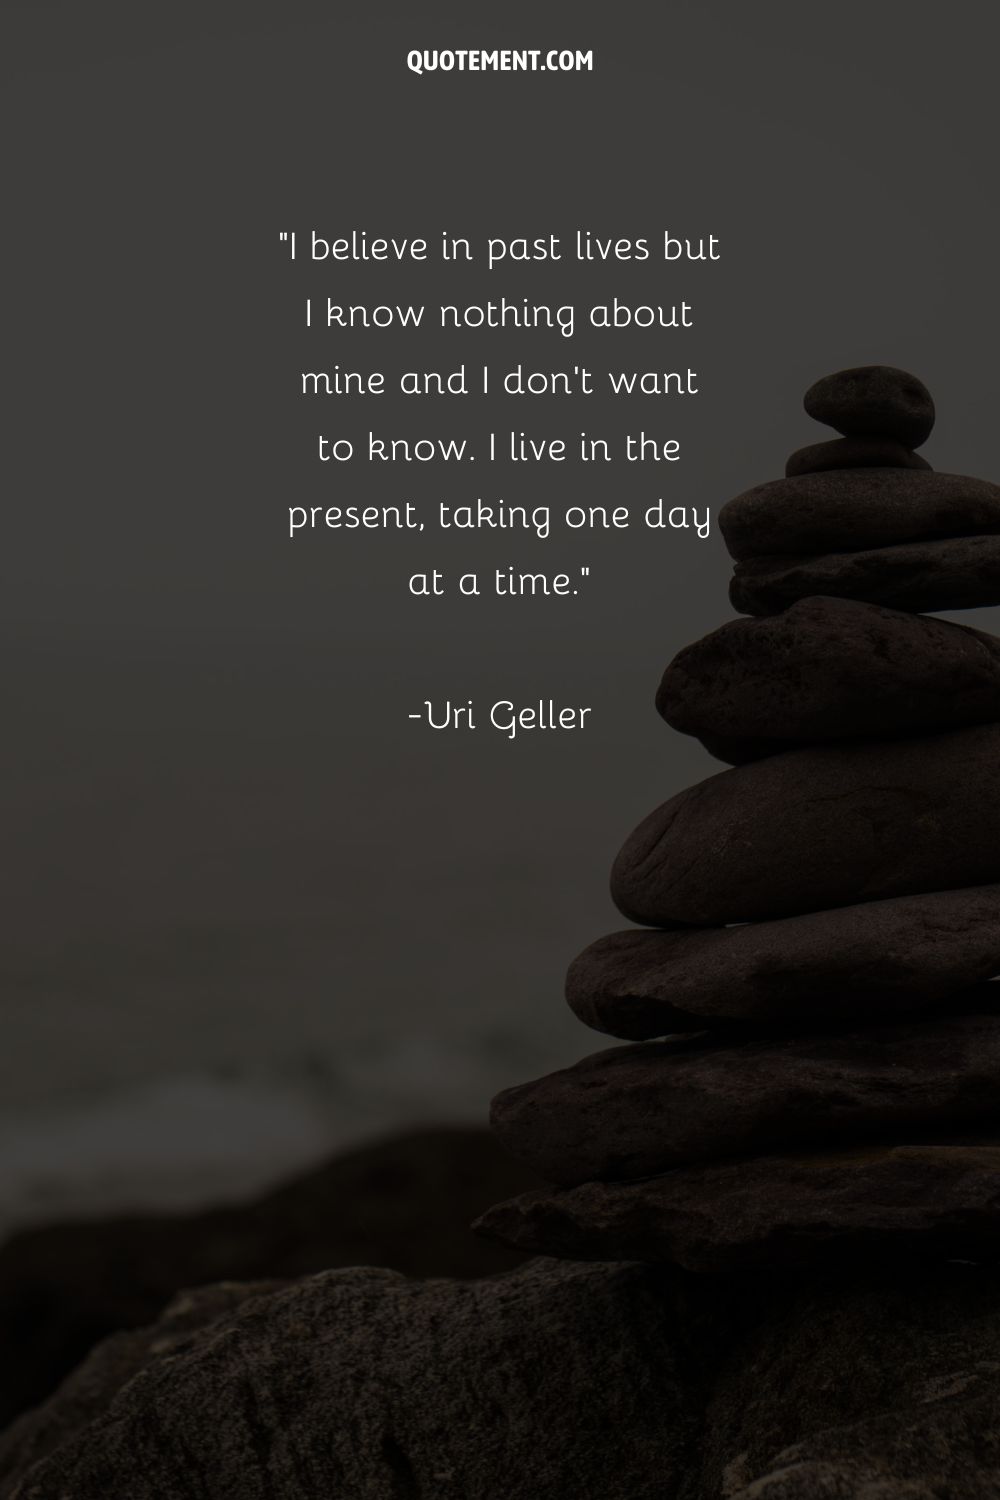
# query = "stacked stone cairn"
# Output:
<box><xmin>477</xmin><ymin>365</ymin><xmax>1000</xmax><ymax>1272</ymax></box>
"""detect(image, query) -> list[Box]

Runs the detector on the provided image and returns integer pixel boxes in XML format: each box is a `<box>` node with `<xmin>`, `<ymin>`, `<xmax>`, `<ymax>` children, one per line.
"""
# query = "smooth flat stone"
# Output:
<box><xmin>730</xmin><ymin>533</ymin><xmax>1000</xmax><ymax>615</ymax></box>
<box><xmin>610</xmin><ymin>722</ymin><xmax>1000</xmax><ymax>926</ymax></box>
<box><xmin>785</xmin><ymin>437</ymin><xmax>931</xmax><ymax>476</ymax></box>
<box><xmin>489</xmin><ymin>1006</ymin><xmax>1000</xmax><ymax>1185</ymax></box>
<box><xmin>720</xmin><ymin>470</ymin><xmax>1000</xmax><ymax>561</ymax></box>
<box><xmin>475</xmin><ymin>1142</ymin><xmax>1000</xmax><ymax>1271</ymax></box>
<box><xmin>567</xmin><ymin>893</ymin><xmax>1000</xmax><ymax>1038</ymax></box>
<box><xmin>657</xmin><ymin>597</ymin><xmax>1000</xmax><ymax>762</ymax></box>
<box><xmin>804</xmin><ymin>365</ymin><xmax>935</xmax><ymax>447</ymax></box>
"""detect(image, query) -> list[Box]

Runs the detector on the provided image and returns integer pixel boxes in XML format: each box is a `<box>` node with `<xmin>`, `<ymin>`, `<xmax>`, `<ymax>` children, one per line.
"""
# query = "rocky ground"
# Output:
<box><xmin>3</xmin><ymin>1253</ymin><xmax>1000</xmax><ymax>1498</ymax></box>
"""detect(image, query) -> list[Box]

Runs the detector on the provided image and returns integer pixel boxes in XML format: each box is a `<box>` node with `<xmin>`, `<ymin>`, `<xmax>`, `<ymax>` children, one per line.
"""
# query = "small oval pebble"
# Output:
<box><xmin>785</xmin><ymin>438</ymin><xmax>931</xmax><ymax>477</ymax></box>
<box><xmin>804</xmin><ymin>365</ymin><xmax>935</xmax><ymax>447</ymax></box>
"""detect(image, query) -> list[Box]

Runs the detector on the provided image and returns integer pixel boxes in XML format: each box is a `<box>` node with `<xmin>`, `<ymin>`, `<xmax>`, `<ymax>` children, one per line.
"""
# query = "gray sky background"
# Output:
<box><xmin>3</xmin><ymin>0</ymin><xmax>999</xmax><ymax>1225</ymax></box>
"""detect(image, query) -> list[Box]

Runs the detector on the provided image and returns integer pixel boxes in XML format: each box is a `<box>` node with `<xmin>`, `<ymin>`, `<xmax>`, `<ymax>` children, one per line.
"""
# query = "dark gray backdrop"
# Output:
<box><xmin>3</xmin><ymin>0</ymin><xmax>997</xmax><ymax>1225</ymax></box>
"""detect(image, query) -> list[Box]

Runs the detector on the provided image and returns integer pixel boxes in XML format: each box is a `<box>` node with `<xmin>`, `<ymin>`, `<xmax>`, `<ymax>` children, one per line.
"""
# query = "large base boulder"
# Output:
<box><xmin>5</xmin><ymin>1256</ymin><xmax>1000</xmax><ymax>1499</ymax></box>
<box><xmin>0</xmin><ymin>1259</ymin><xmax>701</xmax><ymax>1500</ymax></box>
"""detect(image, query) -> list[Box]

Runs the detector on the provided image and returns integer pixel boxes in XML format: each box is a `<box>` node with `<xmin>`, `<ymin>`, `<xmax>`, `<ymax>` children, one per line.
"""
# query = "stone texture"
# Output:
<box><xmin>706</xmin><ymin>1267</ymin><xmax>1000</xmax><ymax>1499</ymax></box>
<box><xmin>476</xmin><ymin>1142</ymin><xmax>1000</xmax><ymax>1272</ymax></box>
<box><xmin>567</xmin><ymin>895</ymin><xmax>1000</xmax><ymax>1038</ymax></box>
<box><xmin>0</xmin><ymin>1259</ymin><xmax>700</xmax><ymax>1500</ymax></box>
<box><xmin>730</xmin><ymin>533</ymin><xmax>1000</xmax><ymax>615</ymax></box>
<box><xmin>719</xmin><ymin>469</ymin><xmax>1000</xmax><ymax>561</ymax></box>
<box><xmin>0</xmin><ymin>1127</ymin><xmax>535</xmax><ymax>1431</ymax></box>
<box><xmin>803</xmin><ymin>365</ymin><xmax>935</xmax><ymax>446</ymax></box>
<box><xmin>489</xmin><ymin>1007</ymin><xmax>1000</xmax><ymax>1185</ymax></box>
<box><xmin>0</xmin><ymin>1281</ymin><xmax>278</xmax><ymax>1497</ymax></box>
<box><xmin>611</xmin><ymin>722</ymin><xmax>1000</xmax><ymax>926</ymax></box>
<box><xmin>657</xmin><ymin>597</ymin><xmax>1000</xmax><ymax>762</ymax></box>
<box><xmin>785</xmin><ymin>436</ymin><xmax>931</xmax><ymax>476</ymax></box>
<box><xmin>9</xmin><ymin>1254</ymin><xmax>1000</xmax><ymax>1500</ymax></box>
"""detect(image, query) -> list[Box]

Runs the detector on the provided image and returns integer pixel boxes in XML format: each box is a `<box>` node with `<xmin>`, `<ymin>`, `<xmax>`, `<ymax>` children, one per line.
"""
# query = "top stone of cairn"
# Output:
<box><xmin>804</xmin><ymin>365</ymin><xmax>935</xmax><ymax>448</ymax></box>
